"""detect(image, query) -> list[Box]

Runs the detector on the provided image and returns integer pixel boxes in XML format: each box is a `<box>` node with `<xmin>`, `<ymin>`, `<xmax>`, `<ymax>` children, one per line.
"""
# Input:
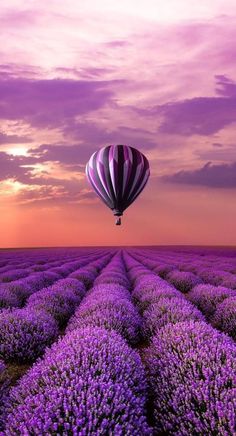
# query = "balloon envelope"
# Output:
<box><xmin>86</xmin><ymin>145</ymin><xmax>150</xmax><ymax>222</ymax></box>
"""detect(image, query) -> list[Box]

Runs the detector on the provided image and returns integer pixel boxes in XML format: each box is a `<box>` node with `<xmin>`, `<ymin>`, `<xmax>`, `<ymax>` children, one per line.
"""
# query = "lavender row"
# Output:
<box><xmin>0</xmin><ymin>254</ymin><xmax>111</xmax><ymax>363</ymax></box>
<box><xmin>0</xmin><ymin>361</ymin><xmax>9</xmax><ymax>429</ymax></box>
<box><xmin>130</xmin><ymin>250</ymin><xmax>236</xmax><ymax>341</ymax></box>
<box><xmin>123</xmin><ymin>252</ymin><xmax>236</xmax><ymax>435</ymax></box>
<box><xmin>0</xmin><ymin>248</ymin><xmax>106</xmax><ymax>282</ymax></box>
<box><xmin>0</xmin><ymin>250</ymin><xmax>93</xmax><ymax>279</ymax></box>
<box><xmin>131</xmin><ymin>248</ymin><xmax>236</xmax><ymax>288</ymax></box>
<box><xmin>66</xmin><ymin>252</ymin><xmax>142</xmax><ymax>345</ymax></box>
<box><xmin>187</xmin><ymin>285</ymin><xmax>236</xmax><ymax>340</ymax></box>
<box><xmin>0</xmin><ymin>250</ymin><xmax>109</xmax><ymax>309</ymax></box>
<box><xmin>145</xmin><ymin>321</ymin><xmax>236</xmax><ymax>435</ymax></box>
<box><xmin>2</xmin><ymin>252</ymin><xmax>151</xmax><ymax>434</ymax></box>
<box><xmin>3</xmin><ymin>328</ymin><xmax>151</xmax><ymax>435</ymax></box>
<box><xmin>0</xmin><ymin>247</ymin><xmax>101</xmax><ymax>267</ymax></box>
<box><xmin>138</xmin><ymin>247</ymin><xmax>236</xmax><ymax>271</ymax></box>
<box><xmin>123</xmin><ymin>252</ymin><xmax>203</xmax><ymax>340</ymax></box>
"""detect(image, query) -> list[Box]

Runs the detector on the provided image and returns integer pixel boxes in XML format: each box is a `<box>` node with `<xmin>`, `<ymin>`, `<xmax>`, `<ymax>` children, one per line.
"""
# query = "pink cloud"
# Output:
<box><xmin>0</xmin><ymin>3</ymin><xmax>236</xmax><ymax>244</ymax></box>
<box><xmin>0</xmin><ymin>77</ymin><xmax>117</xmax><ymax>127</ymax></box>
<box><xmin>0</xmin><ymin>132</ymin><xmax>32</xmax><ymax>144</ymax></box>
<box><xmin>162</xmin><ymin>161</ymin><xmax>236</xmax><ymax>188</ymax></box>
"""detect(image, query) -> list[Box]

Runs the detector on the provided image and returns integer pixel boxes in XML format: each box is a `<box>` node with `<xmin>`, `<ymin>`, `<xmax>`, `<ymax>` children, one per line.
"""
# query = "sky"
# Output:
<box><xmin>0</xmin><ymin>0</ymin><xmax>236</xmax><ymax>247</ymax></box>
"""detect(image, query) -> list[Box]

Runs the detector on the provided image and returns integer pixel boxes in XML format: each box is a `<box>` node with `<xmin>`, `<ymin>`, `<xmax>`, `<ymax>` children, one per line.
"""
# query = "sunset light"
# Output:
<box><xmin>0</xmin><ymin>0</ymin><xmax>235</xmax><ymax>247</ymax></box>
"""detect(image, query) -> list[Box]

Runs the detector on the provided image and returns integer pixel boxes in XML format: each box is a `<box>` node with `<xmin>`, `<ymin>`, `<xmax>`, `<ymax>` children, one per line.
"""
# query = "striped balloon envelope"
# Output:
<box><xmin>86</xmin><ymin>145</ymin><xmax>150</xmax><ymax>225</ymax></box>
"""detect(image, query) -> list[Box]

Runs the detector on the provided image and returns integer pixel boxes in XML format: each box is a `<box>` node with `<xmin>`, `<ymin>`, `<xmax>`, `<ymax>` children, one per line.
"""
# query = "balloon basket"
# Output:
<box><xmin>115</xmin><ymin>217</ymin><xmax>121</xmax><ymax>226</ymax></box>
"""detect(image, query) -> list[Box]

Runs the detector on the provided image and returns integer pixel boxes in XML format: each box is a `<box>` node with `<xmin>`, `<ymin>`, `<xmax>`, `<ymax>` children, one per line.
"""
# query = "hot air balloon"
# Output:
<box><xmin>85</xmin><ymin>144</ymin><xmax>150</xmax><ymax>225</ymax></box>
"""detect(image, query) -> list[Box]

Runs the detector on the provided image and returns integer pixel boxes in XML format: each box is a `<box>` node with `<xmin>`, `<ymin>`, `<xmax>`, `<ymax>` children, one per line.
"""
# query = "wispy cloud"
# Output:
<box><xmin>0</xmin><ymin>77</ymin><xmax>117</xmax><ymax>127</ymax></box>
<box><xmin>0</xmin><ymin>131</ymin><xmax>32</xmax><ymax>144</ymax></box>
<box><xmin>162</xmin><ymin>161</ymin><xmax>236</xmax><ymax>188</ymax></box>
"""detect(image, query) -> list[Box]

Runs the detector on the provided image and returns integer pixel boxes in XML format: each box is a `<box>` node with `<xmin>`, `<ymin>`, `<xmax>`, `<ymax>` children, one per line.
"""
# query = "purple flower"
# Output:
<box><xmin>0</xmin><ymin>359</ymin><xmax>9</xmax><ymax>429</ymax></box>
<box><xmin>0</xmin><ymin>269</ymin><xmax>30</xmax><ymax>283</ymax></box>
<box><xmin>67</xmin><ymin>281</ymin><xmax>141</xmax><ymax>344</ymax></box>
<box><xmin>86</xmin><ymin>283</ymin><xmax>132</xmax><ymax>301</ymax></box>
<box><xmin>220</xmin><ymin>275</ymin><xmax>236</xmax><ymax>290</ymax></box>
<box><xmin>132</xmin><ymin>278</ymin><xmax>180</xmax><ymax>313</ymax></box>
<box><xmin>166</xmin><ymin>270</ymin><xmax>202</xmax><ymax>293</ymax></box>
<box><xmin>4</xmin><ymin>327</ymin><xmax>151</xmax><ymax>435</ymax></box>
<box><xmin>53</xmin><ymin>277</ymin><xmax>86</xmax><ymax>296</ymax></box>
<box><xmin>0</xmin><ymin>286</ymin><xmax>21</xmax><ymax>309</ymax></box>
<box><xmin>143</xmin><ymin>297</ymin><xmax>204</xmax><ymax>339</ymax></box>
<box><xmin>27</xmin><ymin>287</ymin><xmax>81</xmax><ymax>326</ymax></box>
<box><xmin>69</xmin><ymin>269</ymin><xmax>96</xmax><ymax>288</ymax></box>
<box><xmin>94</xmin><ymin>272</ymin><xmax>130</xmax><ymax>288</ymax></box>
<box><xmin>7</xmin><ymin>271</ymin><xmax>61</xmax><ymax>304</ymax></box>
<box><xmin>188</xmin><ymin>284</ymin><xmax>235</xmax><ymax>318</ymax></box>
<box><xmin>197</xmin><ymin>268</ymin><xmax>231</xmax><ymax>286</ymax></box>
<box><xmin>145</xmin><ymin>321</ymin><xmax>236</xmax><ymax>435</ymax></box>
<box><xmin>212</xmin><ymin>296</ymin><xmax>236</xmax><ymax>340</ymax></box>
<box><xmin>0</xmin><ymin>308</ymin><xmax>58</xmax><ymax>362</ymax></box>
<box><xmin>67</xmin><ymin>299</ymin><xmax>141</xmax><ymax>345</ymax></box>
<box><xmin>3</xmin><ymin>280</ymin><xmax>32</xmax><ymax>304</ymax></box>
<box><xmin>153</xmin><ymin>264</ymin><xmax>176</xmax><ymax>278</ymax></box>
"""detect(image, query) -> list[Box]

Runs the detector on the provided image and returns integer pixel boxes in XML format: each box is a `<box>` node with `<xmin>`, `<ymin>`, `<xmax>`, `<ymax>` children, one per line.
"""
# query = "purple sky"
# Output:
<box><xmin>0</xmin><ymin>0</ymin><xmax>236</xmax><ymax>247</ymax></box>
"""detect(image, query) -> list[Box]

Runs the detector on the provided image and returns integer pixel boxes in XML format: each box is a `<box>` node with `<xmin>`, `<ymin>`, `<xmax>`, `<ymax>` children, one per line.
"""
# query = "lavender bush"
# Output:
<box><xmin>188</xmin><ymin>284</ymin><xmax>235</xmax><ymax>318</ymax></box>
<box><xmin>220</xmin><ymin>275</ymin><xmax>236</xmax><ymax>290</ymax></box>
<box><xmin>69</xmin><ymin>269</ymin><xmax>96</xmax><ymax>288</ymax></box>
<box><xmin>0</xmin><ymin>308</ymin><xmax>58</xmax><ymax>362</ymax></box>
<box><xmin>145</xmin><ymin>321</ymin><xmax>236</xmax><ymax>435</ymax></box>
<box><xmin>166</xmin><ymin>270</ymin><xmax>202</xmax><ymax>293</ymax></box>
<box><xmin>153</xmin><ymin>264</ymin><xmax>176</xmax><ymax>278</ymax></box>
<box><xmin>4</xmin><ymin>280</ymin><xmax>32</xmax><ymax>304</ymax></box>
<box><xmin>0</xmin><ymin>269</ymin><xmax>30</xmax><ymax>283</ymax></box>
<box><xmin>54</xmin><ymin>277</ymin><xmax>86</xmax><ymax>296</ymax></box>
<box><xmin>197</xmin><ymin>268</ymin><xmax>230</xmax><ymax>286</ymax></box>
<box><xmin>143</xmin><ymin>297</ymin><xmax>204</xmax><ymax>339</ymax></box>
<box><xmin>6</xmin><ymin>271</ymin><xmax>61</xmax><ymax>304</ymax></box>
<box><xmin>1</xmin><ymin>246</ymin><xmax>236</xmax><ymax>433</ymax></box>
<box><xmin>212</xmin><ymin>296</ymin><xmax>236</xmax><ymax>340</ymax></box>
<box><xmin>0</xmin><ymin>360</ymin><xmax>9</xmax><ymax>429</ymax></box>
<box><xmin>94</xmin><ymin>272</ymin><xmax>130</xmax><ymax>288</ymax></box>
<box><xmin>4</xmin><ymin>327</ymin><xmax>151</xmax><ymax>435</ymax></box>
<box><xmin>86</xmin><ymin>283</ymin><xmax>132</xmax><ymax>301</ymax></box>
<box><xmin>67</xmin><ymin>298</ymin><xmax>142</xmax><ymax>345</ymax></box>
<box><xmin>27</xmin><ymin>287</ymin><xmax>82</xmax><ymax>326</ymax></box>
<box><xmin>0</xmin><ymin>287</ymin><xmax>21</xmax><ymax>309</ymax></box>
<box><xmin>132</xmin><ymin>279</ymin><xmax>180</xmax><ymax>313</ymax></box>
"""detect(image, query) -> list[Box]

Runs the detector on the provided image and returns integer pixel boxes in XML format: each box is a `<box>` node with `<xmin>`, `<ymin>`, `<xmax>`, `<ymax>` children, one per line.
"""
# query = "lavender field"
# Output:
<box><xmin>0</xmin><ymin>246</ymin><xmax>235</xmax><ymax>435</ymax></box>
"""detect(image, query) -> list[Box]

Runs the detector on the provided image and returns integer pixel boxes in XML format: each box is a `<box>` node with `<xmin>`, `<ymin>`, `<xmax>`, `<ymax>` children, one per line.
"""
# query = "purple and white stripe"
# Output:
<box><xmin>86</xmin><ymin>145</ymin><xmax>150</xmax><ymax>216</ymax></box>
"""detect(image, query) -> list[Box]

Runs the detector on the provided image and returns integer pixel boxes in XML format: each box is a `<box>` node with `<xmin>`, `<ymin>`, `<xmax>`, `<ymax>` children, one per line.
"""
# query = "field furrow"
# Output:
<box><xmin>0</xmin><ymin>247</ymin><xmax>235</xmax><ymax>434</ymax></box>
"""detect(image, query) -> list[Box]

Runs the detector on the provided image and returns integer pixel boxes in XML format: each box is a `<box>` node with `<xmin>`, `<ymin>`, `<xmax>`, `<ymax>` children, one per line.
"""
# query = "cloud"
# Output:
<box><xmin>135</xmin><ymin>75</ymin><xmax>236</xmax><ymax>136</ymax></box>
<box><xmin>159</xmin><ymin>96</ymin><xmax>236</xmax><ymax>135</ymax></box>
<box><xmin>54</xmin><ymin>66</ymin><xmax>115</xmax><ymax>79</ymax></box>
<box><xmin>0</xmin><ymin>64</ymin><xmax>41</xmax><ymax>79</ymax></box>
<box><xmin>137</xmin><ymin>95</ymin><xmax>236</xmax><ymax>136</ymax></box>
<box><xmin>0</xmin><ymin>151</ymin><xmax>35</xmax><ymax>181</ymax></box>
<box><xmin>0</xmin><ymin>148</ymin><xmax>96</xmax><ymax>205</ymax></box>
<box><xmin>26</xmin><ymin>122</ymin><xmax>157</xmax><ymax>170</ymax></box>
<box><xmin>0</xmin><ymin>131</ymin><xmax>32</xmax><ymax>144</ymax></box>
<box><xmin>212</xmin><ymin>143</ymin><xmax>223</xmax><ymax>147</ymax></box>
<box><xmin>0</xmin><ymin>77</ymin><xmax>117</xmax><ymax>127</ymax></box>
<box><xmin>215</xmin><ymin>75</ymin><xmax>236</xmax><ymax>97</ymax></box>
<box><xmin>28</xmin><ymin>143</ymin><xmax>92</xmax><ymax>166</ymax></box>
<box><xmin>0</xmin><ymin>9</ymin><xmax>40</xmax><ymax>28</ymax></box>
<box><xmin>16</xmin><ymin>178</ymin><xmax>96</xmax><ymax>206</ymax></box>
<box><xmin>162</xmin><ymin>161</ymin><xmax>236</xmax><ymax>188</ymax></box>
<box><xmin>103</xmin><ymin>40</ymin><xmax>130</xmax><ymax>48</ymax></box>
<box><xmin>63</xmin><ymin>121</ymin><xmax>157</xmax><ymax>150</ymax></box>
<box><xmin>195</xmin><ymin>145</ymin><xmax>236</xmax><ymax>162</ymax></box>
